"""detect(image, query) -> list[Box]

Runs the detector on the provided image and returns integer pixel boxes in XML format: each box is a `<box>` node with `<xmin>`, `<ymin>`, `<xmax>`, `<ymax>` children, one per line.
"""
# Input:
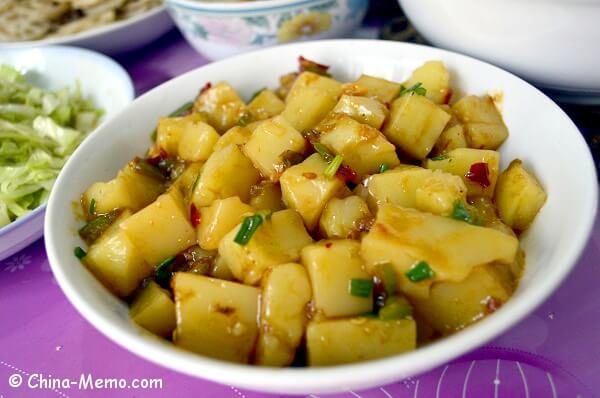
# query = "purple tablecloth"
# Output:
<box><xmin>1</xmin><ymin>31</ymin><xmax>599</xmax><ymax>398</ymax></box>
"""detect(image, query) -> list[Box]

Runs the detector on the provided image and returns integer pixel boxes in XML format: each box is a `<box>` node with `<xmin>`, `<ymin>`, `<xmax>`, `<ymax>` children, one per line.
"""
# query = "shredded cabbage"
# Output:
<box><xmin>0</xmin><ymin>64</ymin><xmax>103</xmax><ymax>228</ymax></box>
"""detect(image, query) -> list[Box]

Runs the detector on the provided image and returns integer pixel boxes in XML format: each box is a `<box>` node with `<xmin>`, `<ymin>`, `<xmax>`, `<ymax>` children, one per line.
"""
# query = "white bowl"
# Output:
<box><xmin>398</xmin><ymin>0</ymin><xmax>600</xmax><ymax>103</ymax></box>
<box><xmin>0</xmin><ymin>6</ymin><xmax>173</xmax><ymax>55</ymax></box>
<box><xmin>44</xmin><ymin>39</ymin><xmax>597</xmax><ymax>394</ymax></box>
<box><xmin>0</xmin><ymin>46</ymin><xmax>134</xmax><ymax>261</ymax></box>
<box><xmin>165</xmin><ymin>0</ymin><xmax>369</xmax><ymax>60</ymax></box>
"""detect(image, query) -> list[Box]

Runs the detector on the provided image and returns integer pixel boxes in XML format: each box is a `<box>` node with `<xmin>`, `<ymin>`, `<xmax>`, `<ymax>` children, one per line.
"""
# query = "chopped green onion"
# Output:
<box><xmin>169</xmin><ymin>101</ymin><xmax>194</xmax><ymax>117</ymax></box>
<box><xmin>132</xmin><ymin>157</ymin><xmax>166</xmax><ymax>181</ymax></box>
<box><xmin>451</xmin><ymin>200</ymin><xmax>471</xmax><ymax>223</ymax></box>
<box><xmin>155</xmin><ymin>255</ymin><xmax>177</xmax><ymax>288</ymax></box>
<box><xmin>405</xmin><ymin>261</ymin><xmax>435</xmax><ymax>282</ymax></box>
<box><xmin>324</xmin><ymin>154</ymin><xmax>343</xmax><ymax>179</ymax></box>
<box><xmin>88</xmin><ymin>198</ymin><xmax>96</xmax><ymax>215</ymax></box>
<box><xmin>349</xmin><ymin>278</ymin><xmax>373</xmax><ymax>297</ymax></box>
<box><xmin>431</xmin><ymin>154</ymin><xmax>449</xmax><ymax>161</ymax></box>
<box><xmin>237</xmin><ymin>111</ymin><xmax>251</xmax><ymax>127</ymax></box>
<box><xmin>379</xmin><ymin>163</ymin><xmax>390</xmax><ymax>173</ymax></box>
<box><xmin>78</xmin><ymin>209</ymin><xmax>122</xmax><ymax>244</ymax></box>
<box><xmin>74</xmin><ymin>246</ymin><xmax>87</xmax><ymax>259</ymax></box>
<box><xmin>398</xmin><ymin>82</ymin><xmax>427</xmax><ymax>97</ymax></box>
<box><xmin>379</xmin><ymin>297</ymin><xmax>413</xmax><ymax>320</ymax></box>
<box><xmin>234</xmin><ymin>214</ymin><xmax>264</xmax><ymax>245</ymax></box>
<box><xmin>248</xmin><ymin>88</ymin><xmax>266</xmax><ymax>103</ymax></box>
<box><xmin>380</xmin><ymin>263</ymin><xmax>397</xmax><ymax>296</ymax></box>
<box><xmin>313</xmin><ymin>142</ymin><xmax>333</xmax><ymax>162</ymax></box>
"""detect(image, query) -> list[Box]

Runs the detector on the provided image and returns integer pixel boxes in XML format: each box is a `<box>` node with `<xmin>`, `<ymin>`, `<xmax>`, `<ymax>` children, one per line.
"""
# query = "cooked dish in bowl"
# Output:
<box><xmin>72</xmin><ymin>57</ymin><xmax>547</xmax><ymax>367</ymax></box>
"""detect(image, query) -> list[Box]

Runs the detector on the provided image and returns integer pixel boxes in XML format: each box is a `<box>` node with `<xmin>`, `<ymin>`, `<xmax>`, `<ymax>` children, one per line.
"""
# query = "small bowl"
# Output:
<box><xmin>0</xmin><ymin>46</ymin><xmax>134</xmax><ymax>261</ymax></box>
<box><xmin>45</xmin><ymin>39</ymin><xmax>597</xmax><ymax>394</ymax></box>
<box><xmin>397</xmin><ymin>0</ymin><xmax>600</xmax><ymax>104</ymax></box>
<box><xmin>165</xmin><ymin>0</ymin><xmax>369</xmax><ymax>60</ymax></box>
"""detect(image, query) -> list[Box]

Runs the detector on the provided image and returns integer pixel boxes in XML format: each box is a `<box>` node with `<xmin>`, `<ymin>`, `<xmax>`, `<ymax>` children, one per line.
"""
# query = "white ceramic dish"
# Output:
<box><xmin>45</xmin><ymin>39</ymin><xmax>597</xmax><ymax>394</ymax></box>
<box><xmin>0</xmin><ymin>46</ymin><xmax>134</xmax><ymax>262</ymax></box>
<box><xmin>165</xmin><ymin>0</ymin><xmax>368</xmax><ymax>60</ymax></box>
<box><xmin>398</xmin><ymin>0</ymin><xmax>600</xmax><ymax>103</ymax></box>
<box><xmin>0</xmin><ymin>6</ymin><xmax>173</xmax><ymax>55</ymax></box>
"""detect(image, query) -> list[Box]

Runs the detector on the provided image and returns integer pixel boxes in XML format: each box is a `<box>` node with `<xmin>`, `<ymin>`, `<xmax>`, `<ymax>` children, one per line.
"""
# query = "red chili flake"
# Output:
<box><xmin>190</xmin><ymin>204</ymin><xmax>201</xmax><ymax>228</ymax></box>
<box><xmin>466</xmin><ymin>162</ymin><xmax>490</xmax><ymax>187</ymax></box>
<box><xmin>199</xmin><ymin>82</ymin><xmax>212</xmax><ymax>95</ymax></box>
<box><xmin>298</xmin><ymin>56</ymin><xmax>330</xmax><ymax>75</ymax></box>
<box><xmin>325</xmin><ymin>242</ymin><xmax>333</xmax><ymax>248</ymax></box>
<box><xmin>146</xmin><ymin>148</ymin><xmax>169</xmax><ymax>166</ymax></box>
<box><xmin>443</xmin><ymin>89</ymin><xmax>453</xmax><ymax>105</ymax></box>
<box><xmin>336</xmin><ymin>164</ymin><xmax>359</xmax><ymax>184</ymax></box>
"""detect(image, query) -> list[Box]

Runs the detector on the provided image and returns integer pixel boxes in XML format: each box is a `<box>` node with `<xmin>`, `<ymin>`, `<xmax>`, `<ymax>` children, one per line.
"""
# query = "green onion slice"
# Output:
<box><xmin>169</xmin><ymin>101</ymin><xmax>194</xmax><ymax>117</ymax></box>
<box><xmin>88</xmin><ymin>198</ymin><xmax>96</xmax><ymax>215</ymax></box>
<box><xmin>405</xmin><ymin>261</ymin><xmax>435</xmax><ymax>282</ymax></box>
<box><xmin>431</xmin><ymin>154</ymin><xmax>449</xmax><ymax>161</ymax></box>
<box><xmin>313</xmin><ymin>143</ymin><xmax>333</xmax><ymax>162</ymax></box>
<box><xmin>155</xmin><ymin>255</ymin><xmax>177</xmax><ymax>288</ymax></box>
<box><xmin>379</xmin><ymin>163</ymin><xmax>390</xmax><ymax>173</ymax></box>
<box><xmin>379</xmin><ymin>296</ymin><xmax>413</xmax><ymax>320</ymax></box>
<box><xmin>78</xmin><ymin>209</ymin><xmax>122</xmax><ymax>244</ymax></box>
<box><xmin>234</xmin><ymin>214</ymin><xmax>264</xmax><ymax>245</ymax></box>
<box><xmin>237</xmin><ymin>112</ymin><xmax>251</xmax><ymax>127</ymax></box>
<box><xmin>324</xmin><ymin>154</ymin><xmax>343</xmax><ymax>179</ymax></box>
<box><xmin>380</xmin><ymin>263</ymin><xmax>397</xmax><ymax>296</ymax></box>
<box><xmin>349</xmin><ymin>278</ymin><xmax>373</xmax><ymax>297</ymax></box>
<box><xmin>132</xmin><ymin>157</ymin><xmax>166</xmax><ymax>181</ymax></box>
<box><xmin>74</xmin><ymin>246</ymin><xmax>87</xmax><ymax>259</ymax></box>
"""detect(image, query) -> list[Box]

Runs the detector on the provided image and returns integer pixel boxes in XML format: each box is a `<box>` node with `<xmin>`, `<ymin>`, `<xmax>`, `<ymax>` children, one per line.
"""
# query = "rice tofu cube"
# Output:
<box><xmin>452</xmin><ymin>95</ymin><xmax>509</xmax><ymax>149</ymax></box>
<box><xmin>177</xmin><ymin>120</ymin><xmax>220</xmax><ymax>162</ymax></box>
<box><xmin>197</xmin><ymin>196</ymin><xmax>253</xmax><ymax>251</ymax></box>
<box><xmin>213</xmin><ymin>126</ymin><xmax>252</xmax><ymax>152</ymax></box>
<box><xmin>129</xmin><ymin>280</ymin><xmax>176</xmax><ymax>338</ymax></box>
<box><xmin>360</xmin><ymin>205</ymin><xmax>519</xmax><ymax>299</ymax></box>
<box><xmin>242</xmin><ymin>115</ymin><xmax>306</xmax><ymax>181</ymax></box>
<box><xmin>319</xmin><ymin>196</ymin><xmax>372</xmax><ymax>239</ymax></box>
<box><xmin>85</xmin><ymin>210</ymin><xmax>153</xmax><ymax>298</ymax></box>
<box><xmin>218</xmin><ymin>209</ymin><xmax>313</xmax><ymax>285</ymax></box>
<box><xmin>404</xmin><ymin>60</ymin><xmax>450</xmax><ymax>104</ymax></box>
<box><xmin>120</xmin><ymin>189</ymin><xmax>196</xmax><ymax>267</ymax></box>
<box><xmin>352</xmin><ymin>74</ymin><xmax>402</xmax><ymax>105</ymax></box>
<box><xmin>306</xmin><ymin>318</ymin><xmax>416</xmax><ymax>366</ymax></box>
<box><xmin>331</xmin><ymin>95</ymin><xmax>388</xmax><ymax>129</ymax></box>
<box><xmin>82</xmin><ymin>163</ymin><xmax>165</xmax><ymax>215</ymax></box>
<box><xmin>156</xmin><ymin>113</ymin><xmax>208</xmax><ymax>156</ymax></box>
<box><xmin>301</xmin><ymin>240</ymin><xmax>373</xmax><ymax>318</ymax></box>
<box><xmin>281</xmin><ymin>71</ymin><xmax>342</xmax><ymax>131</ymax></box>
<box><xmin>383</xmin><ymin>93</ymin><xmax>450</xmax><ymax>159</ymax></box>
<box><xmin>193</xmin><ymin>81</ymin><xmax>246</xmax><ymax>133</ymax></box>
<box><xmin>364</xmin><ymin>166</ymin><xmax>467</xmax><ymax>216</ymax></box>
<box><xmin>192</xmin><ymin>144</ymin><xmax>261</xmax><ymax>207</ymax></box>
<box><xmin>255</xmin><ymin>263</ymin><xmax>312</xmax><ymax>366</ymax></box>
<box><xmin>317</xmin><ymin>113</ymin><xmax>399</xmax><ymax>177</ymax></box>
<box><xmin>424</xmin><ymin>148</ymin><xmax>500</xmax><ymax>198</ymax></box>
<box><xmin>279</xmin><ymin>153</ymin><xmax>347</xmax><ymax>230</ymax></box>
<box><xmin>246</xmin><ymin>89</ymin><xmax>285</xmax><ymax>121</ymax></box>
<box><xmin>173</xmin><ymin>273</ymin><xmax>259</xmax><ymax>363</ymax></box>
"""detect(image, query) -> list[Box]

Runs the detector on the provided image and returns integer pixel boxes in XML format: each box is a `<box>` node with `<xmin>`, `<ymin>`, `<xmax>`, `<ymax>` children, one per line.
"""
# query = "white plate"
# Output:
<box><xmin>44</xmin><ymin>39</ymin><xmax>597</xmax><ymax>394</ymax></box>
<box><xmin>0</xmin><ymin>6</ymin><xmax>173</xmax><ymax>55</ymax></box>
<box><xmin>0</xmin><ymin>46</ymin><xmax>134</xmax><ymax>261</ymax></box>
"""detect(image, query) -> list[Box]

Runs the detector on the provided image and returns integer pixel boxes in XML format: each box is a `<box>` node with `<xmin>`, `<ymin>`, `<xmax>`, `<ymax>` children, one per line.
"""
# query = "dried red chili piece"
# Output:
<box><xmin>466</xmin><ymin>162</ymin><xmax>490</xmax><ymax>187</ymax></box>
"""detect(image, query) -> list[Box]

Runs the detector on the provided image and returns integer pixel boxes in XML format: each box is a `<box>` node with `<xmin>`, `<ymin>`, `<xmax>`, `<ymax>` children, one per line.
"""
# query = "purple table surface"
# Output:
<box><xmin>2</xmin><ymin>30</ymin><xmax>599</xmax><ymax>398</ymax></box>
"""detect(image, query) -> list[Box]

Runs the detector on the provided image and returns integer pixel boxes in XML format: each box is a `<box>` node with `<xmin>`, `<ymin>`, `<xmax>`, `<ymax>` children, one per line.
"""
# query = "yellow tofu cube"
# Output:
<box><xmin>246</xmin><ymin>89</ymin><xmax>285</xmax><ymax>121</ymax></box>
<box><xmin>404</xmin><ymin>60</ymin><xmax>450</xmax><ymax>104</ymax></box>
<box><xmin>242</xmin><ymin>115</ymin><xmax>306</xmax><ymax>181</ymax></box>
<box><xmin>319</xmin><ymin>196</ymin><xmax>372</xmax><ymax>239</ymax></box>
<box><xmin>249</xmin><ymin>181</ymin><xmax>284</xmax><ymax>212</ymax></box>
<box><xmin>279</xmin><ymin>153</ymin><xmax>346</xmax><ymax>230</ymax></box>
<box><xmin>452</xmin><ymin>95</ymin><xmax>508</xmax><ymax>149</ymax></box>
<box><xmin>317</xmin><ymin>113</ymin><xmax>400</xmax><ymax>177</ymax></box>
<box><xmin>121</xmin><ymin>189</ymin><xmax>196</xmax><ymax>266</ymax></box>
<box><xmin>169</xmin><ymin>161</ymin><xmax>204</xmax><ymax>199</ymax></box>
<box><xmin>129</xmin><ymin>281</ymin><xmax>176</xmax><ymax>338</ymax></box>
<box><xmin>360</xmin><ymin>205</ymin><xmax>519</xmax><ymax>299</ymax></box>
<box><xmin>156</xmin><ymin>113</ymin><xmax>207</xmax><ymax>155</ymax></box>
<box><xmin>213</xmin><ymin>126</ymin><xmax>252</xmax><ymax>152</ymax></box>
<box><xmin>306</xmin><ymin>318</ymin><xmax>416</xmax><ymax>366</ymax></box>
<box><xmin>177</xmin><ymin>121</ymin><xmax>220</xmax><ymax>162</ymax></box>
<box><xmin>282</xmin><ymin>72</ymin><xmax>342</xmax><ymax>131</ymax></box>
<box><xmin>218</xmin><ymin>209</ymin><xmax>313</xmax><ymax>285</ymax></box>
<box><xmin>255</xmin><ymin>263</ymin><xmax>312</xmax><ymax>366</ymax></box>
<box><xmin>495</xmin><ymin>159</ymin><xmax>547</xmax><ymax>231</ymax></box>
<box><xmin>332</xmin><ymin>95</ymin><xmax>388</xmax><ymax>129</ymax></box>
<box><xmin>383</xmin><ymin>93</ymin><xmax>450</xmax><ymax>159</ymax></box>
<box><xmin>192</xmin><ymin>144</ymin><xmax>261</xmax><ymax>207</ymax></box>
<box><xmin>301</xmin><ymin>240</ymin><xmax>373</xmax><ymax>318</ymax></box>
<box><xmin>424</xmin><ymin>147</ymin><xmax>500</xmax><ymax>198</ymax></box>
<box><xmin>353</xmin><ymin>74</ymin><xmax>402</xmax><ymax>104</ymax></box>
<box><xmin>364</xmin><ymin>166</ymin><xmax>467</xmax><ymax>216</ymax></box>
<box><xmin>193</xmin><ymin>82</ymin><xmax>246</xmax><ymax>133</ymax></box>
<box><xmin>197</xmin><ymin>196</ymin><xmax>253</xmax><ymax>251</ymax></box>
<box><xmin>173</xmin><ymin>273</ymin><xmax>259</xmax><ymax>363</ymax></box>
<box><xmin>432</xmin><ymin>124</ymin><xmax>468</xmax><ymax>156</ymax></box>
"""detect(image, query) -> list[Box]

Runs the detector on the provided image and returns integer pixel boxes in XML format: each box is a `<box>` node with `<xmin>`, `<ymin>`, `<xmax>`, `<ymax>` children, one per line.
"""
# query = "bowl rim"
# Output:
<box><xmin>44</xmin><ymin>39</ymin><xmax>598</xmax><ymax>394</ymax></box>
<box><xmin>0</xmin><ymin>6</ymin><xmax>167</xmax><ymax>49</ymax></box>
<box><xmin>0</xmin><ymin>45</ymin><xmax>134</xmax><ymax>241</ymax></box>
<box><xmin>165</xmin><ymin>0</ymin><xmax>344</xmax><ymax>13</ymax></box>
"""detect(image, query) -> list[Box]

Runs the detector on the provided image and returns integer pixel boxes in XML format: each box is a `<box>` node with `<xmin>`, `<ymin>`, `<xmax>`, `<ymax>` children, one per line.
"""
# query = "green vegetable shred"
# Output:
<box><xmin>405</xmin><ymin>261</ymin><xmax>435</xmax><ymax>282</ymax></box>
<box><xmin>234</xmin><ymin>214</ymin><xmax>264</xmax><ymax>245</ymax></box>
<box><xmin>324</xmin><ymin>154</ymin><xmax>343</xmax><ymax>179</ymax></box>
<box><xmin>349</xmin><ymin>278</ymin><xmax>373</xmax><ymax>297</ymax></box>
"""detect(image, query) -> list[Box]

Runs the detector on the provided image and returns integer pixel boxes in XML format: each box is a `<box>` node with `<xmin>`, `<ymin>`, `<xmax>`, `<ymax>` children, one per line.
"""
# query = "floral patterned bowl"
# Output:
<box><xmin>165</xmin><ymin>0</ymin><xmax>369</xmax><ymax>60</ymax></box>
